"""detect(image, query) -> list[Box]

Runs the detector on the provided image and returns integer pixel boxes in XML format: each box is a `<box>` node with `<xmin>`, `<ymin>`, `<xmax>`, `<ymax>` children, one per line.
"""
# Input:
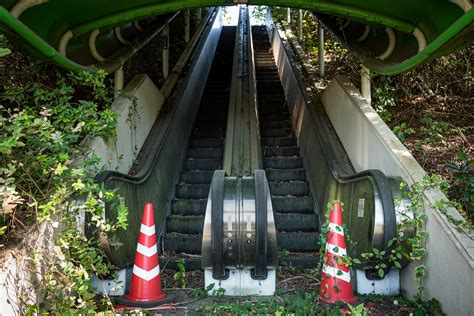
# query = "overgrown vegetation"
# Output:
<box><xmin>275</xmin><ymin>9</ymin><xmax>473</xmax><ymax>224</ymax></box>
<box><xmin>0</xmin><ymin>35</ymin><xmax>128</xmax><ymax>313</ymax></box>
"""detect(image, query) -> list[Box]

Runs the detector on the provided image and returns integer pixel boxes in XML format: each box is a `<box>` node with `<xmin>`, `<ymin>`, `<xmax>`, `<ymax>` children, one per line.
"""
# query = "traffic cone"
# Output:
<box><xmin>320</xmin><ymin>201</ymin><xmax>357</xmax><ymax>304</ymax></box>
<box><xmin>115</xmin><ymin>203</ymin><xmax>167</xmax><ymax>308</ymax></box>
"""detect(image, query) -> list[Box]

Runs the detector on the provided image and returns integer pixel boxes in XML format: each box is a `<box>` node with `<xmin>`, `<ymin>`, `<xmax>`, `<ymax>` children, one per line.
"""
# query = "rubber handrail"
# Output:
<box><xmin>211</xmin><ymin>170</ymin><xmax>227</xmax><ymax>280</ymax></box>
<box><xmin>253</xmin><ymin>170</ymin><xmax>268</xmax><ymax>279</ymax></box>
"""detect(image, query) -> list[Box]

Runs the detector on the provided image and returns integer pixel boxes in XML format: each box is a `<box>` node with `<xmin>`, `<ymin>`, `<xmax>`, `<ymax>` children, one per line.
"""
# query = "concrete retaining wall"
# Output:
<box><xmin>77</xmin><ymin>74</ymin><xmax>164</xmax><ymax>173</ymax></box>
<box><xmin>322</xmin><ymin>76</ymin><xmax>474</xmax><ymax>315</ymax></box>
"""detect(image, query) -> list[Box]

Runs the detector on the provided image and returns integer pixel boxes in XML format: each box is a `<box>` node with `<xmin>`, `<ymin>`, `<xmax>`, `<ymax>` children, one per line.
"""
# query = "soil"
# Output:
<box><xmin>139</xmin><ymin>267</ymin><xmax>420</xmax><ymax>315</ymax></box>
<box><xmin>123</xmin><ymin>10</ymin><xmax>201</xmax><ymax>88</ymax></box>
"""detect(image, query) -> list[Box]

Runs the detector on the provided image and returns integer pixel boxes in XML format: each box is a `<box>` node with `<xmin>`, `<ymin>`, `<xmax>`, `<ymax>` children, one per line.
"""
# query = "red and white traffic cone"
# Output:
<box><xmin>320</xmin><ymin>201</ymin><xmax>357</xmax><ymax>304</ymax></box>
<box><xmin>115</xmin><ymin>203</ymin><xmax>167</xmax><ymax>308</ymax></box>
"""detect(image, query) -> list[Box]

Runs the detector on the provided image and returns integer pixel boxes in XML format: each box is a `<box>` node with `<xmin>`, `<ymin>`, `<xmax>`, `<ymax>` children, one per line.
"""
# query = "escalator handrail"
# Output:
<box><xmin>253</xmin><ymin>170</ymin><xmax>268</xmax><ymax>279</ymax></box>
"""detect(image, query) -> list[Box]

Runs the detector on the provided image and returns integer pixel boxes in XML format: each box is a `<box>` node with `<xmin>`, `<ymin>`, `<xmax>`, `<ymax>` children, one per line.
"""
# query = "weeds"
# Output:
<box><xmin>174</xmin><ymin>259</ymin><xmax>187</xmax><ymax>289</ymax></box>
<box><xmin>417</xmin><ymin>112</ymin><xmax>455</xmax><ymax>146</ymax></box>
<box><xmin>373</xmin><ymin>77</ymin><xmax>407</xmax><ymax>122</ymax></box>
<box><xmin>0</xmin><ymin>64</ymin><xmax>127</xmax><ymax>313</ymax></box>
<box><xmin>446</xmin><ymin>151</ymin><xmax>474</xmax><ymax>219</ymax></box>
<box><xmin>393</xmin><ymin>122</ymin><xmax>415</xmax><ymax>142</ymax></box>
<box><xmin>0</xmin><ymin>34</ymin><xmax>11</xmax><ymax>57</ymax></box>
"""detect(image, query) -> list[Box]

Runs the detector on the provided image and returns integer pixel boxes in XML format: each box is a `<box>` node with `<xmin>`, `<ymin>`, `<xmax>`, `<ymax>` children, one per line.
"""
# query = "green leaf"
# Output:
<box><xmin>0</xmin><ymin>47</ymin><xmax>11</xmax><ymax>57</ymax></box>
<box><xmin>378</xmin><ymin>268</ymin><xmax>385</xmax><ymax>278</ymax></box>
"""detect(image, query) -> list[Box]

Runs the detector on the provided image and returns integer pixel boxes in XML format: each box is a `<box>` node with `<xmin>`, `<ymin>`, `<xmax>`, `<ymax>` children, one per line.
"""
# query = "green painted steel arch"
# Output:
<box><xmin>0</xmin><ymin>0</ymin><xmax>472</xmax><ymax>74</ymax></box>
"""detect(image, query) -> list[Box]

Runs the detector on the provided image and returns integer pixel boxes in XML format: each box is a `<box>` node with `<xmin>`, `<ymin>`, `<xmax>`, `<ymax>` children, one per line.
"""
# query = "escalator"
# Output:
<box><xmin>253</xmin><ymin>26</ymin><xmax>319</xmax><ymax>263</ymax></box>
<box><xmin>163</xmin><ymin>26</ymin><xmax>236</xmax><ymax>257</ymax></box>
<box><xmin>91</xmin><ymin>9</ymin><xmax>407</xmax><ymax>295</ymax></box>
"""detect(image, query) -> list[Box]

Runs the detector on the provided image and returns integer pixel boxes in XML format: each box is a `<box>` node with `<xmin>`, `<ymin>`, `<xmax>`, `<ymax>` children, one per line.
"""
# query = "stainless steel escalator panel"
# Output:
<box><xmin>201</xmin><ymin>171</ymin><xmax>278</xmax><ymax>271</ymax></box>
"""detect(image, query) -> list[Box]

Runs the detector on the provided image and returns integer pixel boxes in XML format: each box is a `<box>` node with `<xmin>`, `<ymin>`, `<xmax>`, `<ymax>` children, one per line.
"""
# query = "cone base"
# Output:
<box><xmin>114</xmin><ymin>293</ymin><xmax>170</xmax><ymax>309</ymax></box>
<box><xmin>320</xmin><ymin>295</ymin><xmax>358</xmax><ymax>304</ymax></box>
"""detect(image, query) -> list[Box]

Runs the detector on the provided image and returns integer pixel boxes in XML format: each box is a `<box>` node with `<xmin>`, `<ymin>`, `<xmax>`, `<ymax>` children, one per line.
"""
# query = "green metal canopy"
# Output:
<box><xmin>0</xmin><ymin>0</ymin><xmax>472</xmax><ymax>74</ymax></box>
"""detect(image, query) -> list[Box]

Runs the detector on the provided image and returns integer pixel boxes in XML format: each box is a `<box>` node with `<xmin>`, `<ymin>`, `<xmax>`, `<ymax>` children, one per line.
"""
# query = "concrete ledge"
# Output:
<box><xmin>322</xmin><ymin>75</ymin><xmax>474</xmax><ymax>315</ymax></box>
<box><xmin>77</xmin><ymin>74</ymin><xmax>164</xmax><ymax>173</ymax></box>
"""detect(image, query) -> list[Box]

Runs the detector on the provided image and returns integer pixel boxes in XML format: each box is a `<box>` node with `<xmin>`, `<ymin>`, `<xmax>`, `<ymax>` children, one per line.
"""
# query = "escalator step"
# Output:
<box><xmin>176</xmin><ymin>184</ymin><xmax>210</xmax><ymax>199</ymax></box>
<box><xmin>275</xmin><ymin>214</ymin><xmax>319</xmax><ymax>232</ymax></box>
<box><xmin>259</xmin><ymin>107</ymin><xmax>283</xmax><ymax>115</ymax></box>
<box><xmin>186</xmin><ymin>148</ymin><xmax>223</xmax><ymax>159</ymax></box>
<box><xmin>259</xmin><ymin>113</ymin><xmax>290</xmax><ymax>121</ymax></box>
<box><xmin>257</xmin><ymin>80</ymin><xmax>281</xmax><ymax>86</ymax></box>
<box><xmin>196</xmin><ymin>112</ymin><xmax>227</xmax><ymax>119</ymax></box>
<box><xmin>259</xmin><ymin>100</ymin><xmax>287</xmax><ymax>109</ymax></box>
<box><xmin>257</xmin><ymin>88</ymin><xmax>285</xmax><ymax>97</ymax></box>
<box><xmin>256</xmin><ymin>71</ymin><xmax>279</xmax><ymax>77</ymax></box>
<box><xmin>263</xmin><ymin>157</ymin><xmax>303</xmax><ymax>169</ymax></box>
<box><xmin>272</xmin><ymin>196</ymin><xmax>314</xmax><ymax>213</ymax></box>
<box><xmin>259</xmin><ymin>106</ymin><xmax>288</xmax><ymax>114</ymax></box>
<box><xmin>257</xmin><ymin>75</ymin><xmax>280</xmax><ymax>81</ymax></box>
<box><xmin>183</xmin><ymin>158</ymin><xmax>221</xmax><ymax>171</ymax></box>
<box><xmin>266</xmin><ymin>168</ymin><xmax>306</xmax><ymax>181</ymax></box>
<box><xmin>180</xmin><ymin>171</ymin><xmax>214</xmax><ymax>184</ymax></box>
<box><xmin>261</xmin><ymin>137</ymin><xmax>296</xmax><ymax>147</ymax></box>
<box><xmin>163</xmin><ymin>233</ymin><xmax>202</xmax><ymax>254</ymax></box>
<box><xmin>189</xmin><ymin>138</ymin><xmax>224</xmax><ymax>148</ymax></box>
<box><xmin>171</xmin><ymin>199</ymin><xmax>207</xmax><ymax>216</ymax></box>
<box><xmin>194</xmin><ymin>120</ymin><xmax>227</xmax><ymax>129</ymax></box>
<box><xmin>192</xmin><ymin>129</ymin><xmax>225</xmax><ymax>138</ymax></box>
<box><xmin>166</xmin><ymin>215</ymin><xmax>204</xmax><ymax>234</ymax></box>
<box><xmin>269</xmin><ymin>181</ymin><xmax>309</xmax><ymax>196</ymax></box>
<box><xmin>260</xmin><ymin>119</ymin><xmax>291</xmax><ymax>129</ymax></box>
<box><xmin>254</xmin><ymin>57</ymin><xmax>275</xmax><ymax>61</ymax></box>
<box><xmin>261</xmin><ymin>128</ymin><xmax>293</xmax><ymax>137</ymax></box>
<box><xmin>263</xmin><ymin>146</ymin><xmax>299</xmax><ymax>157</ymax></box>
<box><xmin>277</xmin><ymin>232</ymin><xmax>320</xmax><ymax>252</ymax></box>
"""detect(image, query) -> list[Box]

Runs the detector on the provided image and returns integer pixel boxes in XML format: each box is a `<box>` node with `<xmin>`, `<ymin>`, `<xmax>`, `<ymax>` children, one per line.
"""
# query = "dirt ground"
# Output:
<box><xmin>131</xmin><ymin>267</ymin><xmax>422</xmax><ymax>315</ymax></box>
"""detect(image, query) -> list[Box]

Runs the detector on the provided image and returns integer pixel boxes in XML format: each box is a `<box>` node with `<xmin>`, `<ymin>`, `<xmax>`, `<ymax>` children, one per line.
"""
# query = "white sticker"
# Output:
<box><xmin>227</xmin><ymin>215</ymin><xmax>233</xmax><ymax>231</ymax></box>
<box><xmin>357</xmin><ymin>198</ymin><xmax>365</xmax><ymax>218</ymax></box>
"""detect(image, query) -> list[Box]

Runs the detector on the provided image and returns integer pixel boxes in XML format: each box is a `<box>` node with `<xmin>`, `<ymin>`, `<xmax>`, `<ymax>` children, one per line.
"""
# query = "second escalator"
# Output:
<box><xmin>252</xmin><ymin>25</ymin><xmax>320</xmax><ymax>266</ymax></box>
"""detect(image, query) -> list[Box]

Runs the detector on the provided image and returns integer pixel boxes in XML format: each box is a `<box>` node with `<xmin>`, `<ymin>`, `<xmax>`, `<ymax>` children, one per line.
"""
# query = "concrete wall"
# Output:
<box><xmin>77</xmin><ymin>74</ymin><xmax>164</xmax><ymax>173</ymax></box>
<box><xmin>322</xmin><ymin>76</ymin><xmax>474</xmax><ymax>315</ymax></box>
